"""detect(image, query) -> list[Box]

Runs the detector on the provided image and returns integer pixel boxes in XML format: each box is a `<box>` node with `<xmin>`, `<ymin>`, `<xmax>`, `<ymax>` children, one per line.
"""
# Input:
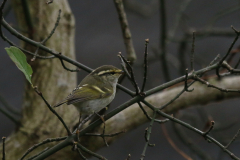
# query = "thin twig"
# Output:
<box><xmin>209</xmin><ymin>54</ymin><xmax>220</xmax><ymax>66</ymax></box>
<box><xmin>141</xmin><ymin>39</ymin><xmax>149</xmax><ymax>92</ymax></box>
<box><xmin>118</xmin><ymin>52</ymin><xmax>131</xmax><ymax>79</ymax></box>
<box><xmin>206</xmin><ymin>5</ymin><xmax>240</xmax><ymax>29</ymax></box>
<box><xmin>222</xmin><ymin>61</ymin><xmax>240</xmax><ymax>74</ymax></box>
<box><xmin>31</xmin><ymin>47</ymin><xmax>39</xmax><ymax>61</ymax></box>
<box><xmin>33</xmin><ymin>87</ymin><xmax>72</xmax><ymax>136</ymax></box>
<box><xmin>172</xmin><ymin>114</ymin><xmax>212</xmax><ymax>160</ymax></box>
<box><xmin>159</xmin><ymin>80</ymin><xmax>195</xmax><ymax>110</ymax></box>
<box><xmin>0</xmin><ymin>2</ymin><xmax>55</xmax><ymax>59</ymax></box>
<box><xmin>21</xmin><ymin>0</ymin><xmax>33</xmax><ymax>38</ymax></box>
<box><xmin>169</xmin><ymin>0</ymin><xmax>192</xmax><ymax>39</ymax></box>
<box><xmin>190</xmin><ymin>32</ymin><xmax>195</xmax><ymax>71</ymax></box>
<box><xmin>225</xmin><ymin>129</ymin><xmax>240</xmax><ymax>149</ymax></box>
<box><xmin>1</xmin><ymin>10</ymin><xmax>134</xmax><ymax>96</ymax></box>
<box><xmin>140</xmin><ymin>110</ymin><xmax>156</xmax><ymax>160</ymax></box>
<box><xmin>77</xmin><ymin>113</ymin><xmax>95</xmax><ymax>141</ymax></box>
<box><xmin>178</xmin><ymin>35</ymin><xmax>188</xmax><ymax>74</ymax></box>
<box><xmin>194</xmin><ymin>75</ymin><xmax>240</xmax><ymax>93</ymax></box>
<box><xmin>137</xmin><ymin>102</ymin><xmax>168</xmax><ymax>123</ymax></box>
<box><xmin>2</xmin><ymin>137</ymin><xmax>6</xmax><ymax>160</ymax></box>
<box><xmin>41</xmin><ymin>9</ymin><xmax>61</xmax><ymax>44</ymax></box>
<box><xmin>94</xmin><ymin>113</ymin><xmax>109</xmax><ymax>147</ymax></box>
<box><xmin>59</xmin><ymin>53</ymin><xmax>79</xmax><ymax>72</ymax></box>
<box><xmin>77</xmin><ymin>143</ymin><xmax>107</xmax><ymax>160</ymax></box>
<box><xmin>27</xmin><ymin>148</ymin><xmax>49</xmax><ymax>160</ymax></box>
<box><xmin>203</xmin><ymin>121</ymin><xmax>215</xmax><ymax>138</ymax></box>
<box><xmin>159</xmin><ymin>0</ymin><xmax>170</xmax><ymax>82</ymax></box>
<box><xmin>216</xmin><ymin>26</ymin><xmax>240</xmax><ymax>77</ymax></box>
<box><xmin>84</xmin><ymin>130</ymin><xmax>126</xmax><ymax>137</ymax></box>
<box><xmin>142</xmin><ymin>100</ymin><xmax>240</xmax><ymax>160</ymax></box>
<box><xmin>31</xmin><ymin>10</ymin><xmax>61</xmax><ymax>61</ymax></box>
<box><xmin>77</xmin><ymin>148</ymin><xmax>87</xmax><ymax>160</ymax></box>
<box><xmin>20</xmin><ymin>136</ymin><xmax>67</xmax><ymax>160</ymax></box>
<box><xmin>113</xmin><ymin>0</ymin><xmax>136</xmax><ymax>62</ymax></box>
<box><xmin>118</xmin><ymin>53</ymin><xmax>140</xmax><ymax>94</ymax></box>
<box><xmin>234</xmin><ymin>58</ymin><xmax>240</xmax><ymax>69</ymax></box>
<box><xmin>184</xmin><ymin>68</ymin><xmax>194</xmax><ymax>92</ymax></box>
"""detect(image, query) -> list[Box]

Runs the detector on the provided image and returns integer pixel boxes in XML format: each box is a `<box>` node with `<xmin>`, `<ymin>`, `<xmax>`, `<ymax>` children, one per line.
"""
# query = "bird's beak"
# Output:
<box><xmin>117</xmin><ymin>70</ymin><xmax>124</xmax><ymax>75</ymax></box>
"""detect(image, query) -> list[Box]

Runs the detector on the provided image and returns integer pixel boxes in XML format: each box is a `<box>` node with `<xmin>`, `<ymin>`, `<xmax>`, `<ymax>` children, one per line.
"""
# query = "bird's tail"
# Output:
<box><xmin>53</xmin><ymin>100</ymin><xmax>68</xmax><ymax>108</ymax></box>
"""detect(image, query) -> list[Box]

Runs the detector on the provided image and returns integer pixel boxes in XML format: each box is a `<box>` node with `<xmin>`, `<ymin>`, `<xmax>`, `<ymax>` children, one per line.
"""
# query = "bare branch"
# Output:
<box><xmin>77</xmin><ymin>143</ymin><xmax>107</xmax><ymax>160</ymax></box>
<box><xmin>33</xmin><ymin>87</ymin><xmax>72</xmax><ymax>136</ymax></box>
<box><xmin>20</xmin><ymin>137</ymin><xmax>67</xmax><ymax>160</ymax></box>
<box><xmin>138</xmin><ymin>102</ymin><xmax>168</xmax><ymax>123</ymax></box>
<box><xmin>203</xmin><ymin>121</ymin><xmax>215</xmax><ymax>138</ymax></box>
<box><xmin>77</xmin><ymin>148</ymin><xmax>87</xmax><ymax>160</ymax></box>
<box><xmin>194</xmin><ymin>75</ymin><xmax>240</xmax><ymax>93</ymax></box>
<box><xmin>59</xmin><ymin>53</ymin><xmax>79</xmax><ymax>72</ymax></box>
<box><xmin>142</xmin><ymin>100</ymin><xmax>240</xmax><ymax>160</ymax></box>
<box><xmin>184</xmin><ymin>68</ymin><xmax>194</xmax><ymax>92</ymax></box>
<box><xmin>216</xmin><ymin>26</ymin><xmax>240</xmax><ymax>77</ymax></box>
<box><xmin>140</xmin><ymin>110</ymin><xmax>156</xmax><ymax>160</ymax></box>
<box><xmin>42</xmin><ymin>9</ymin><xmax>61</xmax><ymax>45</ymax></box>
<box><xmin>118</xmin><ymin>53</ymin><xmax>140</xmax><ymax>94</ymax></box>
<box><xmin>225</xmin><ymin>129</ymin><xmax>240</xmax><ymax>149</ymax></box>
<box><xmin>113</xmin><ymin>0</ymin><xmax>136</xmax><ymax>62</ymax></box>
<box><xmin>141</xmin><ymin>39</ymin><xmax>149</xmax><ymax>92</ymax></box>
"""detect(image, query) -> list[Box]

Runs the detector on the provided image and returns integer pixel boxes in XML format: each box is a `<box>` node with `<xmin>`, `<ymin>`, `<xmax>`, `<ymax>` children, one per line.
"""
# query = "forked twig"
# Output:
<box><xmin>31</xmin><ymin>10</ymin><xmax>61</xmax><ymax>61</ymax></box>
<box><xmin>20</xmin><ymin>136</ymin><xmax>67</xmax><ymax>160</ymax></box>
<box><xmin>118</xmin><ymin>53</ymin><xmax>140</xmax><ymax>94</ymax></box>
<box><xmin>216</xmin><ymin>26</ymin><xmax>240</xmax><ymax>77</ymax></box>
<box><xmin>77</xmin><ymin>143</ymin><xmax>107</xmax><ymax>160</ymax></box>
<box><xmin>33</xmin><ymin>87</ymin><xmax>71</xmax><ymax>136</ymax></box>
<box><xmin>140</xmin><ymin>110</ymin><xmax>156</xmax><ymax>160</ymax></box>
<box><xmin>59</xmin><ymin>53</ymin><xmax>79</xmax><ymax>72</ymax></box>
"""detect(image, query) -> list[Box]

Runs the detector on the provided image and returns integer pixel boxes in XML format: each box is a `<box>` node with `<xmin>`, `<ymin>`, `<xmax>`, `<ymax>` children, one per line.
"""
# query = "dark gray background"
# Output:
<box><xmin>0</xmin><ymin>0</ymin><xmax>240</xmax><ymax>159</ymax></box>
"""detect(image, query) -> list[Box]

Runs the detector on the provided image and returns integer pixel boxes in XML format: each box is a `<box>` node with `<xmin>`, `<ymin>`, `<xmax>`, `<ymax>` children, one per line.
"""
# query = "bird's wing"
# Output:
<box><xmin>66</xmin><ymin>85</ymin><xmax>112</xmax><ymax>105</ymax></box>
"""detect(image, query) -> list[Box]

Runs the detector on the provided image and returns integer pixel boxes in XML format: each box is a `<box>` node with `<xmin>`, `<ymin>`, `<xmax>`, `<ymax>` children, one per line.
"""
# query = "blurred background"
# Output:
<box><xmin>0</xmin><ymin>0</ymin><xmax>240</xmax><ymax>159</ymax></box>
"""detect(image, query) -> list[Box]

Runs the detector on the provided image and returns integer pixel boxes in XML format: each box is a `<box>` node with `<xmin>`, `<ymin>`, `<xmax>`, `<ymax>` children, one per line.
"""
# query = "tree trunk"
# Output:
<box><xmin>2</xmin><ymin>0</ymin><xmax>78</xmax><ymax>159</ymax></box>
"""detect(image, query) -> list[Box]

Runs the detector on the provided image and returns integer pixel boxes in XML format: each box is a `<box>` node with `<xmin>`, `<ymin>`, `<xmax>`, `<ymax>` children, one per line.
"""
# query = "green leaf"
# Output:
<box><xmin>5</xmin><ymin>46</ymin><xmax>33</xmax><ymax>85</ymax></box>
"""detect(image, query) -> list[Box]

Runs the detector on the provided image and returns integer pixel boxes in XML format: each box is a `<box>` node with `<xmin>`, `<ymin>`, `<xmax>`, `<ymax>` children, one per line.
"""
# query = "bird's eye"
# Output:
<box><xmin>110</xmin><ymin>72</ymin><xmax>115</xmax><ymax>75</ymax></box>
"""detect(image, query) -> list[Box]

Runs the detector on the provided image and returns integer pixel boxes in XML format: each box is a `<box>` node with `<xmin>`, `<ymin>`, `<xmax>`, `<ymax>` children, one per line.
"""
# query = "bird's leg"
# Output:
<box><xmin>94</xmin><ymin>112</ymin><xmax>109</xmax><ymax>146</ymax></box>
<box><xmin>76</xmin><ymin>113</ymin><xmax>81</xmax><ymax>142</ymax></box>
<box><xmin>77</xmin><ymin>113</ymin><xmax>94</xmax><ymax>141</ymax></box>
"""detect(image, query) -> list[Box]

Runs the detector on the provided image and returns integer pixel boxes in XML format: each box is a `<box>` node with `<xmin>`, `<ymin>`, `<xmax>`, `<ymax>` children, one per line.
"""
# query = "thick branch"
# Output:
<box><xmin>79</xmin><ymin>76</ymin><xmax>240</xmax><ymax>152</ymax></box>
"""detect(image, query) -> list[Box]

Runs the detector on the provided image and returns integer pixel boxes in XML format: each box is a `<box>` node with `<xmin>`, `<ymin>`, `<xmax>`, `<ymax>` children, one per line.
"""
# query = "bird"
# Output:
<box><xmin>54</xmin><ymin>65</ymin><xmax>124</xmax><ymax>119</ymax></box>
